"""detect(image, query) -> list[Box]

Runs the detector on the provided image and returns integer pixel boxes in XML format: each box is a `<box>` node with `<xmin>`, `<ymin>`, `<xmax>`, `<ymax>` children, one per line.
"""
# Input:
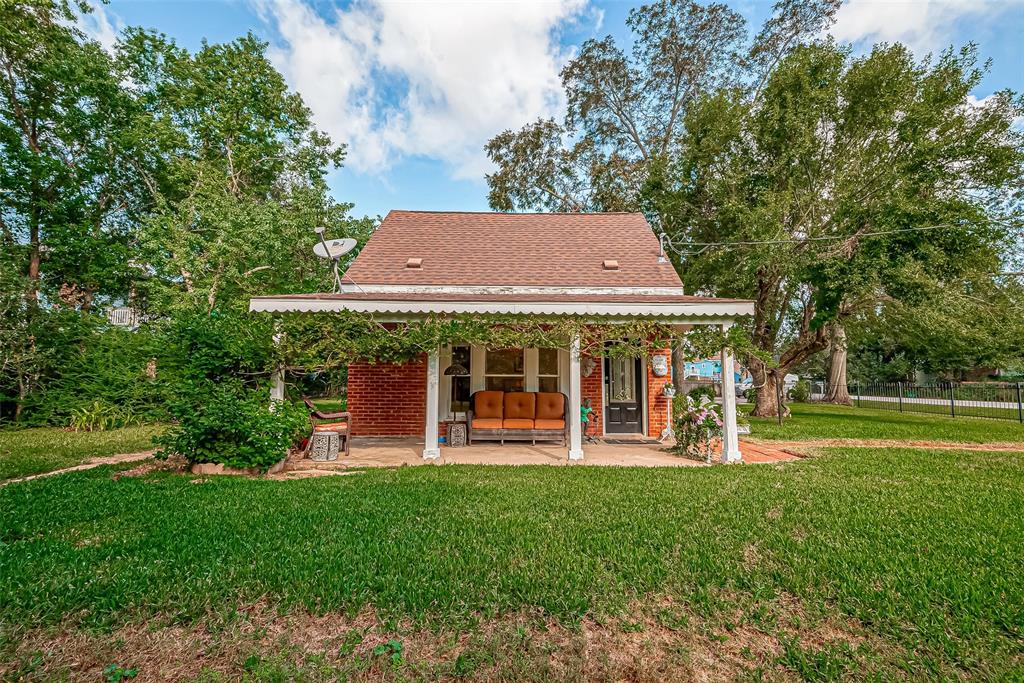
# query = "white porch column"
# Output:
<box><xmin>568</xmin><ymin>334</ymin><xmax>584</xmax><ymax>460</ymax></box>
<box><xmin>269</xmin><ymin>328</ymin><xmax>285</xmax><ymax>408</ymax></box>
<box><xmin>720</xmin><ymin>323</ymin><xmax>742</xmax><ymax>463</ymax></box>
<box><xmin>423</xmin><ymin>348</ymin><xmax>441</xmax><ymax>459</ymax></box>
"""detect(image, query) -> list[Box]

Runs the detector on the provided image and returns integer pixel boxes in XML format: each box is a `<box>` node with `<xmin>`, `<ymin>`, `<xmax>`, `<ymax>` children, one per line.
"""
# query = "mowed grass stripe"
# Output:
<box><xmin>1</xmin><ymin>448</ymin><xmax>1023</xmax><ymax>677</ymax></box>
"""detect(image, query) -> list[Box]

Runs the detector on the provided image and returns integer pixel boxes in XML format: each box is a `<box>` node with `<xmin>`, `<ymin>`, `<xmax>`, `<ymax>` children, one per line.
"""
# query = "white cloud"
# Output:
<box><xmin>260</xmin><ymin>0</ymin><xmax>590</xmax><ymax>179</ymax></box>
<box><xmin>77</xmin><ymin>1</ymin><xmax>122</xmax><ymax>54</ymax></box>
<box><xmin>831</xmin><ymin>0</ymin><xmax>1023</xmax><ymax>55</ymax></box>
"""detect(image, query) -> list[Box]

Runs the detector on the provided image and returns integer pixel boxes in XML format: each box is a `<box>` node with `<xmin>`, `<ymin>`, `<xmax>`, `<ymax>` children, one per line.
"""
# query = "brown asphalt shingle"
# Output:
<box><xmin>343</xmin><ymin>210</ymin><xmax>684</xmax><ymax>288</ymax></box>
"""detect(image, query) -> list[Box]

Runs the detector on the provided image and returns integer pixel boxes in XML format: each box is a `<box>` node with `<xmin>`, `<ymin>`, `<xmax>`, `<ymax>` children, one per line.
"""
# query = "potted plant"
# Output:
<box><xmin>662</xmin><ymin>382</ymin><xmax>676</xmax><ymax>398</ymax></box>
<box><xmin>670</xmin><ymin>394</ymin><xmax>723</xmax><ymax>463</ymax></box>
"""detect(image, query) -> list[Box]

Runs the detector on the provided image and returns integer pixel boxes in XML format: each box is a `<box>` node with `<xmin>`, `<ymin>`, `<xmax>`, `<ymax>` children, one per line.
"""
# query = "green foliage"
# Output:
<box><xmin>788</xmin><ymin>379</ymin><xmax>811</xmax><ymax>403</ymax></box>
<box><xmin>670</xmin><ymin>394</ymin><xmax>724</xmax><ymax>462</ymax></box>
<box><xmin>154</xmin><ymin>309</ymin><xmax>300</xmax><ymax>470</ymax></box>
<box><xmin>102</xmin><ymin>664</ymin><xmax>138</xmax><ymax>683</ymax></box>
<box><xmin>687</xmin><ymin>385</ymin><xmax>717</xmax><ymax>402</ymax></box>
<box><xmin>155</xmin><ymin>383</ymin><xmax>305</xmax><ymax>470</ymax></box>
<box><xmin>69</xmin><ymin>400</ymin><xmax>141</xmax><ymax>432</ymax></box>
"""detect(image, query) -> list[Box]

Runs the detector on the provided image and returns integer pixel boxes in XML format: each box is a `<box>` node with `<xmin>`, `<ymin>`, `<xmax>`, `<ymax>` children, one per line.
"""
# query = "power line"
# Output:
<box><xmin>658</xmin><ymin>220</ymin><xmax>1023</xmax><ymax>257</ymax></box>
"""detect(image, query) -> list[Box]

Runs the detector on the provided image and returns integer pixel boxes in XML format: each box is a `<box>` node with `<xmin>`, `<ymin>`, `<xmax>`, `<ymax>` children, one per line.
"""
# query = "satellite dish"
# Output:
<box><xmin>312</xmin><ymin>228</ymin><xmax>359</xmax><ymax>293</ymax></box>
<box><xmin>313</xmin><ymin>238</ymin><xmax>357</xmax><ymax>260</ymax></box>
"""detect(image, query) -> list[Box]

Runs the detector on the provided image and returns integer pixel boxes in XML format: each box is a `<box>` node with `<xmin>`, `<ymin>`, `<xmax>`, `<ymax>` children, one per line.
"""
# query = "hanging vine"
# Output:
<box><xmin>274</xmin><ymin>312</ymin><xmax>765</xmax><ymax>372</ymax></box>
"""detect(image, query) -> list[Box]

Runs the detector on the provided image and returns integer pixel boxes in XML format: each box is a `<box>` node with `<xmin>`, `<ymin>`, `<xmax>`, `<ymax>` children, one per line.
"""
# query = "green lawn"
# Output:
<box><xmin>0</xmin><ymin>425</ymin><xmax>164</xmax><ymax>481</ymax></box>
<box><xmin>1</xmin><ymin>448</ymin><xmax>1022</xmax><ymax>680</ymax></box>
<box><xmin>748</xmin><ymin>402</ymin><xmax>1024</xmax><ymax>443</ymax></box>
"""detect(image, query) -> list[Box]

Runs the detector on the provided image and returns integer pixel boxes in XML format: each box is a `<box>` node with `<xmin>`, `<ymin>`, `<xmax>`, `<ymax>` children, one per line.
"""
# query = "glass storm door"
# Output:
<box><xmin>604</xmin><ymin>352</ymin><xmax>643</xmax><ymax>433</ymax></box>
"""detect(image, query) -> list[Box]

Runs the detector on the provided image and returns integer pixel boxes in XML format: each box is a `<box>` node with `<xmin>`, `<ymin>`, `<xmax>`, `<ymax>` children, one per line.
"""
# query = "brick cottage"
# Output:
<box><xmin>251</xmin><ymin>210</ymin><xmax>753</xmax><ymax>462</ymax></box>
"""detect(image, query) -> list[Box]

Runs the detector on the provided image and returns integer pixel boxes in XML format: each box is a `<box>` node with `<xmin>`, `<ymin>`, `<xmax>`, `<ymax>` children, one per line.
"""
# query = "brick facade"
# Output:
<box><xmin>646</xmin><ymin>349</ymin><xmax>673</xmax><ymax>438</ymax></box>
<box><xmin>347</xmin><ymin>356</ymin><xmax>426</xmax><ymax>436</ymax></box>
<box><xmin>346</xmin><ymin>344</ymin><xmax>673</xmax><ymax>441</ymax></box>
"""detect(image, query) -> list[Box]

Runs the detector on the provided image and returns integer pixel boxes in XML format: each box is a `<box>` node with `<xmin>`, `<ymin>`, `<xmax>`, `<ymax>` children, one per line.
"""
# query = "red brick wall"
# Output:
<box><xmin>646</xmin><ymin>348</ymin><xmax>672</xmax><ymax>438</ymax></box>
<box><xmin>581</xmin><ymin>352</ymin><xmax>603</xmax><ymax>437</ymax></box>
<box><xmin>347</xmin><ymin>356</ymin><xmax>426</xmax><ymax>436</ymax></box>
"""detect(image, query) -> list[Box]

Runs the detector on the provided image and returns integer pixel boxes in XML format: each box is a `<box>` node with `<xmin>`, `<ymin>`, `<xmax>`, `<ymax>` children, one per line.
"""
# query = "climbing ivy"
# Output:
<box><xmin>275</xmin><ymin>313</ymin><xmax>762</xmax><ymax>371</ymax></box>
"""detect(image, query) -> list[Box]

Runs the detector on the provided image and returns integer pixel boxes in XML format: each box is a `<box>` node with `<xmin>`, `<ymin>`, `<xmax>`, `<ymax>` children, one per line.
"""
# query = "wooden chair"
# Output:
<box><xmin>302</xmin><ymin>397</ymin><xmax>352</xmax><ymax>456</ymax></box>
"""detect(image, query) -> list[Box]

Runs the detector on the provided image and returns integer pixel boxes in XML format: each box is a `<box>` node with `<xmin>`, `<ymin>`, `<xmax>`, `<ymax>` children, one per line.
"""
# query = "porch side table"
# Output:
<box><xmin>309</xmin><ymin>431</ymin><xmax>340</xmax><ymax>461</ymax></box>
<box><xmin>446</xmin><ymin>421</ymin><xmax>467</xmax><ymax>448</ymax></box>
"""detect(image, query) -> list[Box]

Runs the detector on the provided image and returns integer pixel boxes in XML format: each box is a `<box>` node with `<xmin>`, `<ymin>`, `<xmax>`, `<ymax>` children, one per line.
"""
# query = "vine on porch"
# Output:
<box><xmin>275</xmin><ymin>312</ymin><xmax>762</xmax><ymax>372</ymax></box>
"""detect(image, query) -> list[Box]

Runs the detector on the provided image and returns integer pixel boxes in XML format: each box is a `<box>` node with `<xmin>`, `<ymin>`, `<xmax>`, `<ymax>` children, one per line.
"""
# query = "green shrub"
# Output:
<box><xmin>155</xmin><ymin>382</ymin><xmax>305</xmax><ymax>471</ymax></box>
<box><xmin>68</xmin><ymin>400</ymin><xmax>141</xmax><ymax>431</ymax></box>
<box><xmin>788</xmin><ymin>379</ymin><xmax>811</xmax><ymax>403</ymax></box>
<box><xmin>687</xmin><ymin>385</ymin><xmax>717</xmax><ymax>402</ymax></box>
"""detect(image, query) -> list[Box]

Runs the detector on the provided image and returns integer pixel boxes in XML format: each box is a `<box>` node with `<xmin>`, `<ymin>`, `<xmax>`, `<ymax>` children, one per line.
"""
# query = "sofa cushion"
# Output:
<box><xmin>471</xmin><ymin>418</ymin><xmax>503</xmax><ymax>430</ymax></box>
<box><xmin>502</xmin><ymin>418</ymin><xmax>534</xmax><ymax>430</ymax></box>
<box><xmin>474</xmin><ymin>391</ymin><xmax>504</xmax><ymax>419</ymax></box>
<box><xmin>503</xmin><ymin>392</ymin><xmax>536</xmax><ymax>420</ymax></box>
<box><xmin>533</xmin><ymin>419</ymin><xmax>565</xmax><ymax>430</ymax></box>
<box><xmin>535</xmin><ymin>392</ymin><xmax>564</xmax><ymax>420</ymax></box>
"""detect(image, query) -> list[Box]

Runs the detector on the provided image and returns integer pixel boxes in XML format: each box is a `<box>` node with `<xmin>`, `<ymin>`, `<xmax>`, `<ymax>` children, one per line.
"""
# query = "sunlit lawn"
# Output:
<box><xmin>1</xmin><ymin>447</ymin><xmax>1022</xmax><ymax>680</ymax></box>
<box><xmin>0</xmin><ymin>425</ymin><xmax>164</xmax><ymax>481</ymax></box>
<box><xmin>748</xmin><ymin>402</ymin><xmax>1024</xmax><ymax>443</ymax></box>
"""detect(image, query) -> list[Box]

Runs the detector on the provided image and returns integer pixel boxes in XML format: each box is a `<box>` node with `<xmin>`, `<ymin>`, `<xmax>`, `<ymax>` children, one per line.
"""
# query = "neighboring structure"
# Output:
<box><xmin>683</xmin><ymin>358</ymin><xmax>747</xmax><ymax>383</ymax></box>
<box><xmin>250</xmin><ymin>210</ymin><xmax>754</xmax><ymax>462</ymax></box>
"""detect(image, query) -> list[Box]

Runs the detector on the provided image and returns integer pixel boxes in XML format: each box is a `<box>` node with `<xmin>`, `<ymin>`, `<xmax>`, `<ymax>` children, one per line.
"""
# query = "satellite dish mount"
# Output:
<box><xmin>313</xmin><ymin>227</ymin><xmax>357</xmax><ymax>293</ymax></box>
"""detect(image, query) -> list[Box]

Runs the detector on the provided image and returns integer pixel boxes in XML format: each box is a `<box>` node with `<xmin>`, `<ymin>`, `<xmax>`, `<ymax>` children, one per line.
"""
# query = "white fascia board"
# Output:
<box><xmin>249</xmin><ymin>297</ymin><xmax>754</xmax><ymax>320</ymax></box>
<box><xmin>338</xmin><ymin>283</ymin><xmax>688</xmax><ymax>296</ymax></box>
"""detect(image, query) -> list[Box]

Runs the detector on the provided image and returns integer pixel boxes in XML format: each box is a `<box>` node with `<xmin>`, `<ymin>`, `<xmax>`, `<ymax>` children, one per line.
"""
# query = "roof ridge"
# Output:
<box><xmin>386</xmin><ymin>209</ymin><xmax>645</xmax><ymax>217</ymax></box>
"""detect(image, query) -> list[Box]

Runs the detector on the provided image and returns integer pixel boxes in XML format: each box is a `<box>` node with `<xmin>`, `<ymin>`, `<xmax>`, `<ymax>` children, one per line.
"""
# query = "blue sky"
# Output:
<box><xmin>82</xmin><ymin>0</ymin><xmax>1024</xmax><ymax>220</ymax></box>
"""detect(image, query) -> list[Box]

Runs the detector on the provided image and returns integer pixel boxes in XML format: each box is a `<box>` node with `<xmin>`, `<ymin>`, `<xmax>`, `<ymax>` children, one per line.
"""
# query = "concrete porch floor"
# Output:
<box><xmin>286</xmin><ymin>437</ymin><xmax>799</xmax><ymax>472</ymax></box>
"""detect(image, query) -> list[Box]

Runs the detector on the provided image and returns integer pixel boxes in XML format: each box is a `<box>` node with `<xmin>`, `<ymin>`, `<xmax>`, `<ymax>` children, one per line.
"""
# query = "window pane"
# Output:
<box><xmin>485</xmin><ymin>348</ymin><xmax>523</xmax><ymax>375</ymax></box>
<box><xmin>608</xmin><ymin>356</ymin><xmax>636</xmax><ymax>403</ymax></box>
<box><xmin>452</xmin><ymin>376</ymin><xmax>471</xmax><ymax>413</ymax></box>
<box><xmin>486</xmin><ymin>376</ymin><xmax>524</xmax><ymax>392</ymax></box>
<box><xmin>538</xmin><ymin>348</ymin><xmax>559</xmax><ymax>376</ymax></box>
<box><xmin>538</xmin><ymin>376</ymin><xmax>559</xmax><ymax>393</ymax></box>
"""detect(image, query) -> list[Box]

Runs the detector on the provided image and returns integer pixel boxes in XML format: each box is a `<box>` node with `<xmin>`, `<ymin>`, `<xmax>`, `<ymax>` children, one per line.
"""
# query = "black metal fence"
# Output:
<box><xmin>810</xmin><ymin>381</ymin><xmax>1024</xmax><ymax>422</ymax></box>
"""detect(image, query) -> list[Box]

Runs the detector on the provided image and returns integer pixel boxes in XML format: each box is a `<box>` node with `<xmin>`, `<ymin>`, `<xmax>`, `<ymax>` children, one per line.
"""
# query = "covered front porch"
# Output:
<box><xmin>252</xmin><ymin>291</ymin><xmax>755</xmax><ymax>463</ymax></box>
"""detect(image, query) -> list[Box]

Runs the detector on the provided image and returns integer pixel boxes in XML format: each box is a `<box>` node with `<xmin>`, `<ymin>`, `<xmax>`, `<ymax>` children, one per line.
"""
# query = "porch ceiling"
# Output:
<box><xmin>249</xmin><ymin>291</ymin><xmax>754</xmax><ymax>322</ymax></box>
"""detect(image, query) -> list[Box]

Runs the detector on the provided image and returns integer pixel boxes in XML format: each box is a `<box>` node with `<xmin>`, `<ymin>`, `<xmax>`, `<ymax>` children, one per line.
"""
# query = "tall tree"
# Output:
<box><xmin>0</xmin><ymin>0</ymin><xmax>151</xmax><ymax>309</ymax></box>
<box><xmin>485</xmin><ymin>0</ymin><xmax>842</xmax><ymax>396</ymax></box>
<box><xmin>662</xmin><ymin>43</ymin><xmax>1023</xmax><ymax>415</ymax></box>
<box><xmin>115</xmin><ymin>30</ymin><xmax>368</xmax><ymax>315</ymax></box>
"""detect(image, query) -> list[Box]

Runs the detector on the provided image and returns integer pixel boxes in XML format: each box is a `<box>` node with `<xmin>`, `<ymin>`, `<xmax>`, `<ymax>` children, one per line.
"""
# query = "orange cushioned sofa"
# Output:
<box><xmin>466</xmin><ymin>391</ymin><xmax>569</xmax><ymax>446</ymax></box>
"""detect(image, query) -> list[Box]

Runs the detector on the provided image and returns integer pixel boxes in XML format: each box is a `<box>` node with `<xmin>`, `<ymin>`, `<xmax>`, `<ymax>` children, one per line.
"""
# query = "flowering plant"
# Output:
<box><xmin>671</xmin><ymin>394</ymin><xmax>723</xmax><ymax>462</ymax></box>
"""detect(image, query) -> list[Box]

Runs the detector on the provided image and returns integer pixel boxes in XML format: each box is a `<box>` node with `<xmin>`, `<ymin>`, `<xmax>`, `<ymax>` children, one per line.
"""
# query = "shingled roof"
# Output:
<box><xmin>343</xmin><ymin>210</ymin><xmax>683</xmax><ymax>289</ymax></box>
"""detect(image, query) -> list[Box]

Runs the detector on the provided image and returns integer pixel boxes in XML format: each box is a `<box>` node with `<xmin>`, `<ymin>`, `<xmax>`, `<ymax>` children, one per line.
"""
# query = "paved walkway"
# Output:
<box><xmin>1</xmin><ymin>450</ymin><xmax>156</xmax><ymax>486</ymax></box>
<box><xmin>281</xmin><ymin>437</ymin><xmax>799</xmax><ymax>476</ymax></box>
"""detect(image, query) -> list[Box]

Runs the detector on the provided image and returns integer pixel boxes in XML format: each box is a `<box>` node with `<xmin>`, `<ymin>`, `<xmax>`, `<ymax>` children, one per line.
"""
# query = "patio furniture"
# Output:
<box><xmin>302</xmin><ymin>397</ymin><xmax>351</xmax><ymax>457</ymax></box>
<box><xmin>467</xmin><ymin>391</ymin><xmax>568</xmax><ymax>446</ymax></box>
<box><xmin>446</xmin><ymin>421</ymin><xmax>467</xmax><ymax>448</ymax></box>
<box><xmin>309</xmin><ymin>431</ymin><xmax>340</xmax><ymax>461</ymax></box>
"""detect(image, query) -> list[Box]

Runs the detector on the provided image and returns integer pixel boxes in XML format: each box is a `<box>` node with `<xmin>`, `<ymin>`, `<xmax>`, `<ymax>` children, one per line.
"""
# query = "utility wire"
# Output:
<box><xmin>658</xmin><ymin>220</ymin><xmax>1023</xmax><ymax>257</ymax></box>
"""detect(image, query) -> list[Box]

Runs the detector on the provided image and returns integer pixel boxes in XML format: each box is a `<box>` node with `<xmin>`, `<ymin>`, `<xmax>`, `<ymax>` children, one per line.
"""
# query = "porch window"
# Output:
<box><xmin>537</xmin><ymin>348</ymin><xmax>559</xmax><ymax>393</ymax></box>
<box><xmin>450</xmin><ymin>345</ymin><xmax>471</xmax><ymax>413</ymax></box>
<box><xmin>485</xmin><ymin>348</ymin><xmax>524</xmax><ymax>392</ymax></box>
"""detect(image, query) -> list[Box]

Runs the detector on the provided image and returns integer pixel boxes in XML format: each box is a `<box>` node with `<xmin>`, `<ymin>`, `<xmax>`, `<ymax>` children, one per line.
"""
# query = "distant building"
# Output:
<box><xmin>683</xmin><ymin>358</ymin><xmax>746</xmax><ymax>384</ymax></box>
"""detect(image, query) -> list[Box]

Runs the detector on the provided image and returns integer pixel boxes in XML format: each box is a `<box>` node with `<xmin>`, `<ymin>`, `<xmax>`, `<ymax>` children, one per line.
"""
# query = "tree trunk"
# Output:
<box><xmin>748</xmin><ymin>362</ymin><xmax>790</xmax><ymax>418</ymax></box>
<box><xmin>823</xmin><ymin>322</ymin><xmax>852</xmax><ymax>405</ymax></box>
<box><xmin>672</xmin><ymin>344</ymin><xmax>688</xmax><ymax>394</ymax></box>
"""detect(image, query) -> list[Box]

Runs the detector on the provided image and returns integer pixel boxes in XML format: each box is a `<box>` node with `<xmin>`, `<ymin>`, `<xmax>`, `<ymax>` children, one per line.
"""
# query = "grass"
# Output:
<box><xmin>1</xmin><ymin>448</ymin><xmax>1023</xmax><ymax>680</ymax></box>
<box><xmin>748</xmin><ymin>402</ymin><xmax>1024</xmax><ymax>443</ymax></box>
<box><xmin>0</xmin><ymin>425</ymin><xmax>164</xmax><ymax>482</ymax></box>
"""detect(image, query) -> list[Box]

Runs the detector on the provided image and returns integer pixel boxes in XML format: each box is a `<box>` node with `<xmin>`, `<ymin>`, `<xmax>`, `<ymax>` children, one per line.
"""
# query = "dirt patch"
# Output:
<box><xmin>1</xmin><ymin>595</ymin><xmax>880</xmax><ymax>682</ymax></box>
<box><xmin>111</xmin><ymin>456</ymin><xmax>186</xmax><ymax>480</ymax></box>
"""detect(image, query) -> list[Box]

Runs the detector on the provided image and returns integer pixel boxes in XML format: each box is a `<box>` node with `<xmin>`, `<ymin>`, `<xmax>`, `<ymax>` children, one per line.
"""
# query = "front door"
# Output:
<box><xmin>604</xmin><ymin>352</ymin><xmax>643</xmax><ymax>433</ymax></box>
